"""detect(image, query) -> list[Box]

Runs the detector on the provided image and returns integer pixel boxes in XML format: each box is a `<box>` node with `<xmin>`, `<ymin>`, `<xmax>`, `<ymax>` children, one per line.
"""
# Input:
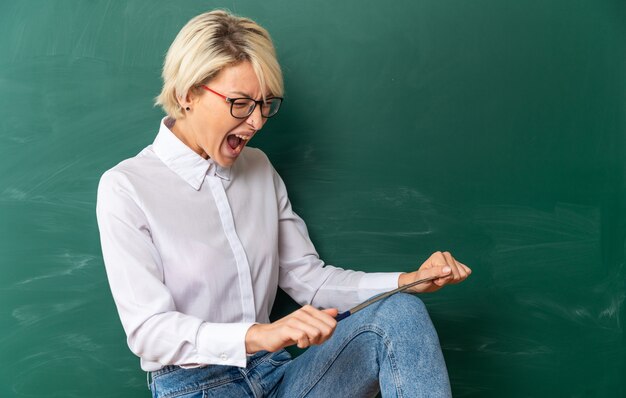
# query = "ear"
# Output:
<box><xmin>176</xmin><ymin>87</ymin><xmax>201</xmax><ymax>110</ymax></box>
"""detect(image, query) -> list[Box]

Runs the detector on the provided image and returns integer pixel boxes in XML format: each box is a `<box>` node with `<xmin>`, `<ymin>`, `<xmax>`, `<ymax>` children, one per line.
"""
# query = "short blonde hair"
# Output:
<box><xmin>155</xmin><ymin>10</ymin><xmax>284</xmax><ymax>119</ymax></box>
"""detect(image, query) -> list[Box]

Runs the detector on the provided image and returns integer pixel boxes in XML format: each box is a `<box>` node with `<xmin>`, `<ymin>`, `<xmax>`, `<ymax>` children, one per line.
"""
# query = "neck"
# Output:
<box><xmin>170</xmin><ymin>117</ymin><xmax>209</xmax><ymax>159</ymax></box>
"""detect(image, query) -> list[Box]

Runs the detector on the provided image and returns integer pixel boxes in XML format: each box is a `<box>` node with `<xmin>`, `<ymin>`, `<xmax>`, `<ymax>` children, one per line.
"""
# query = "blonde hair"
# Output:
<box><xmin>155</xmin><ymin>10</ymin><xmax>284</xmax><ymax>119</ymax></box>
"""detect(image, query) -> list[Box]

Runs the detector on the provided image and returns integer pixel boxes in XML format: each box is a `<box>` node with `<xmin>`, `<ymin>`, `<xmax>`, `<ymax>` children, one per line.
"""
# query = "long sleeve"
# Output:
<box><xmin>273</xmin><ymin>169</ymin><xmax>402</xmax><ymax>312</ymax></box>
<box><xmin>96</xmin><ymin>170</ymin><xmax>253</xmax><ymax>369</ymax></box>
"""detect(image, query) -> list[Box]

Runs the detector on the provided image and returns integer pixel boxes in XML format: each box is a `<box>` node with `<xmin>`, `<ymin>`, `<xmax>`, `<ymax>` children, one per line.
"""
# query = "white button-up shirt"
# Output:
<box><xmin>96</xmin><ymin>118</ymin><xmax>401</xmax><ymax>371</ymax></box>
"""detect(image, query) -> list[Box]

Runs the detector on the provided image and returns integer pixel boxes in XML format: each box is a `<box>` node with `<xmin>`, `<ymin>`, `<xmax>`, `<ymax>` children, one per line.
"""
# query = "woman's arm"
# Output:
<box><xmin>97</xmin><ymin>170</ymin><xmax>253</xmax><ymax>368</ymax></box>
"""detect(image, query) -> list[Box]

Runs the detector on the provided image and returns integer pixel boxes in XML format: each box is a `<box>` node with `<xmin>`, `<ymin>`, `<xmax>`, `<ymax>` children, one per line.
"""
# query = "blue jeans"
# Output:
<box><xmin>149</xmin><ymin>294</ymin><xmax>451</xmax><ymax>397</ymax></box>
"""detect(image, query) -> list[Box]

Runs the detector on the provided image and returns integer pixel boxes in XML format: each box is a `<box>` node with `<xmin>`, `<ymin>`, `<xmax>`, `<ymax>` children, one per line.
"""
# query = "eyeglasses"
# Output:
<box><xmin>201</xmin><ymin>85</ymin><xmax>283</xmax><ymax>119</ymax></box>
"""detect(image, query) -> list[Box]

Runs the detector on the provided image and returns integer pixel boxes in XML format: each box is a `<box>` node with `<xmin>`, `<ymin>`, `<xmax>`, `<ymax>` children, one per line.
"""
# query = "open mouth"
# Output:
<box><xmin>226</xmin><ymin>133</ymin><xmax>250</xmax><ymax>155</ymax></box>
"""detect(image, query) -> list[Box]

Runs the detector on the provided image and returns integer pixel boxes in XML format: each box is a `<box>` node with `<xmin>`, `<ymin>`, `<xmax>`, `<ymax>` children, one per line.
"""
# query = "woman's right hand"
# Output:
<box><xmin>245</xmin><ymin>305</ymin><xmax>338</xmax><ymax>353</ymax></box>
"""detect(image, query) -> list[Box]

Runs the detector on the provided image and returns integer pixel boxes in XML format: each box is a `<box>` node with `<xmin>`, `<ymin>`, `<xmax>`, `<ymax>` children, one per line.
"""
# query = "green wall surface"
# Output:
<box><xmin>1</xmin><ymin>1</ymin><xmax>624</xmax><ymax>397</ymax></box>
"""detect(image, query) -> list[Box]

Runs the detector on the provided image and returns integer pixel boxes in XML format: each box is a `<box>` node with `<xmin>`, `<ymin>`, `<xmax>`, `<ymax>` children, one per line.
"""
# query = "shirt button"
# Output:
<box><xmin>220</xmin><ymin>353</ymin><xmax>228</xmax><ymax>361</ymax></box>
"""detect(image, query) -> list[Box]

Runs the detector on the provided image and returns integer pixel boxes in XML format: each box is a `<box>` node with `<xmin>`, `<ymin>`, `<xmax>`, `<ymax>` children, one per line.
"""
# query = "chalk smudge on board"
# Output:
<box><xmin>443</xmin><ymin>337</ymin><xmax>553</xmax><ymax>357</ymax></box>
<box><xmin>2</xmin><ymin>188</ymin><xmax>28</xmax><ymax>201</ymax></box>
<box><xmin>15</xmin><ymin>251</ymin><xmax>96</xmax><ymax>286</ymax></box>
<box><xmin>12</xmin><ymin>300</ymin><xmax>83</xmax><ymax>327</ymax></box>
<box><xmin>517</xmin><ymin>295</ymin><xmax>622</xmax><ymax>329</ymax></box>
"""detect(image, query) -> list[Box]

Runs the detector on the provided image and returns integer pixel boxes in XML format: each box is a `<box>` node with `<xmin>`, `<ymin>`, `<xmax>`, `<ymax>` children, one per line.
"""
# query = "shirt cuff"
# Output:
<box><xmin>357</xmin><ymin>272</ymin><xmax>404</xmax><ymax>302</ymax></box>
<box><xmin>195</xmin><ymin>322</ymin><xmax>256</xmax><ymax>368</ymax></box>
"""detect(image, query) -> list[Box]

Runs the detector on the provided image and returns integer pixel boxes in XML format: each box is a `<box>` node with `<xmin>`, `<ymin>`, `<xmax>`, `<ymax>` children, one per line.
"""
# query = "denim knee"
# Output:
<box><xmin>379</xmin><ymin>292</ymin><xmax>427</xmax><ymax>316</ymax></box>
<box><xmin>366</xmin><ymin>293</ymin><xmax>432</xmax><ymax>332</ymax></box>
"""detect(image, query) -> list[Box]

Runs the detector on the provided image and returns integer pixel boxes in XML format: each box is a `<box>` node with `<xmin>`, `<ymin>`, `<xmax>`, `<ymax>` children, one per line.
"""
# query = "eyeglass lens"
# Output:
<box><xmin>231</xmin><ymin>98</ymin><xmax>282</xmax><ymax>118</ymax></box>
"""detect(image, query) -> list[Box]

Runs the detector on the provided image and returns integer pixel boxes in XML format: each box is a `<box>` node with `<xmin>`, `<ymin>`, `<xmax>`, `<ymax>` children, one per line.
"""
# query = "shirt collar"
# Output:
<box><xmin>153</xmin><ymin>117</ymin><xmax>231</xmax><ymax>190</ymax></box>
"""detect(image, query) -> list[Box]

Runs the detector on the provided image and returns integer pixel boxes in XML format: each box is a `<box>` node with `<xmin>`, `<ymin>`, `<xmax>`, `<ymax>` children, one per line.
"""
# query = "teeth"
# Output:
<box><xmin>235</xmin><ymin>134</ymin><xmax>250</xmax><ymax>141</ymax></box>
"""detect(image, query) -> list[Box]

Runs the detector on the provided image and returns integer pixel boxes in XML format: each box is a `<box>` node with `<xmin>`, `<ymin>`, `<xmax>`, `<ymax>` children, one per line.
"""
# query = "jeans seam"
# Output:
<box><xmin>383</xmin><ymin>338</ymin><xmax>404</xmax><ymax>398</ymax></box>
<box><xmin>296</xmin><ymin>324</ymin><xmax>391</xmax><ymax>398</ymax></box>
<box><xmin>238</xmin><ymin>367</ymin><xmax>260</xmax><ymax>398</ymax></box>
<box><xmin>152</xmin><ymin>365</ymin><xmax>180</xmax><ymax>379</ymax></box>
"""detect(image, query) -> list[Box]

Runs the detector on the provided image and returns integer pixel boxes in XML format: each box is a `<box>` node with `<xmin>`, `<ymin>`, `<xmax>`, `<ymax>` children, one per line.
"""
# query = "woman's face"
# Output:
<box><xmin>177</xmin><ymin>61</ymin><xmax>268</xmax><ymax>167</ymax></box>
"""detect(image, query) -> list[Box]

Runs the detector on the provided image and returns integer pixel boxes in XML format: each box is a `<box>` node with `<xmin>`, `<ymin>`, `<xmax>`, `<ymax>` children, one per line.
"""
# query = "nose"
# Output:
<box><xmin>246</xmin><ymin>104</ymin><xmax>264</xmax><ymax>131</ymax></box>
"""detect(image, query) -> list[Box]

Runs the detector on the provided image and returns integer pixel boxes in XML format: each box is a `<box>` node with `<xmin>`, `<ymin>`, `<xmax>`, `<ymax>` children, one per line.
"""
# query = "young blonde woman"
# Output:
<box><xmin>96</xmin><ymin>10</ymin><xmax>470</xmax><ymax>398</ymax></box>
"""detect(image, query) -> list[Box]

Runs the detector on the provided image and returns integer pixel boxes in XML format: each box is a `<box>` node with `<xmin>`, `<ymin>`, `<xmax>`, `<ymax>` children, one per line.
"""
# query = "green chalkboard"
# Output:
<box><xmin>1</xmin><ymin>1</ymin><xmax>624</xmax><ymax>397</ymax></box>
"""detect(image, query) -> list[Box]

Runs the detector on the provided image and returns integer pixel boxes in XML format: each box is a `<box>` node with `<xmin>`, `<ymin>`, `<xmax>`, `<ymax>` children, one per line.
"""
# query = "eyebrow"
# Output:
<box><xmin>231</xmin><ymin>91</ymin><xmax>253</xmax><ymax>98</ymax></box>
<box><xmin>231</xmin><ymin>91</ymin><xmax>275</xmax><ymax>99</ymax></box>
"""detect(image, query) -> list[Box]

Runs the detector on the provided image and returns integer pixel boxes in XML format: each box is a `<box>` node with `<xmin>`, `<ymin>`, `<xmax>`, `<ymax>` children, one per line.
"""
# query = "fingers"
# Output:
<box><xmin>281</xmin><ymin>305</ymin><xmax>337</xmax><ymax>348</ymax></box>
<box><xmin>299</xmin><ymin>305</ymin><xmax>337</xmax><ymax>344</ymax></box>
<box><xmin>418</xmin><ymin>260</ymin><xmax>451</xmax><ymax>279</ymax></box>
<box><xmin>429</xmin><ymin>251</ymin><xmax>472</xmax><ymax>286</ymax></box>
<box><xmin>442</xmin><ymin>251</ymin><xmax>461</xmax><ymax>281</ymax></box>
<box><xmin>246</xmin><ymin>305</ymin><xmax>340</xmax><ymax>353</ymax></box>
<box><xmin>321</xmin><ymin>307</ymin><xmax>339</xmax><ymax>318</ymax></box>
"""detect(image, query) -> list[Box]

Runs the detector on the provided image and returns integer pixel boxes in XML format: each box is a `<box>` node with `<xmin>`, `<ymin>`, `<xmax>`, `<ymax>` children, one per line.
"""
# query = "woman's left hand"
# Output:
<box><xmin>398</xmin><ymin>251</ymin><xmax>471</xmax><ymax>293</ymax></box>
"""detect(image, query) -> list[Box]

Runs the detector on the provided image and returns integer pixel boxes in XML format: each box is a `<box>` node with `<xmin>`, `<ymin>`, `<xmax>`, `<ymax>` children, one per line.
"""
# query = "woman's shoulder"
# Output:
<box><xmin>239</xmin><ymin>146</ymin><xmax>274</xmax><ymax>171</ymax></box>
<box><xmin>241</xmin><ymin>146</ymin><xmax>270</xmax><ymax>162</ymax></box>
<box><xmin>98</xmin><ymin>146</ymin><xmax>162</xmax><ymax>190</ymax></box>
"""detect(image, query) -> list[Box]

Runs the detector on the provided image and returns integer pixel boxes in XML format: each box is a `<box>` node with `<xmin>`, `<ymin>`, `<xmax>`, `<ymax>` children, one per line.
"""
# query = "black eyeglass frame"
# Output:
<box><xmin>201</xmin><ymin>85</ymin><xmax>283</xmax><ymax>119</ymax></box>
